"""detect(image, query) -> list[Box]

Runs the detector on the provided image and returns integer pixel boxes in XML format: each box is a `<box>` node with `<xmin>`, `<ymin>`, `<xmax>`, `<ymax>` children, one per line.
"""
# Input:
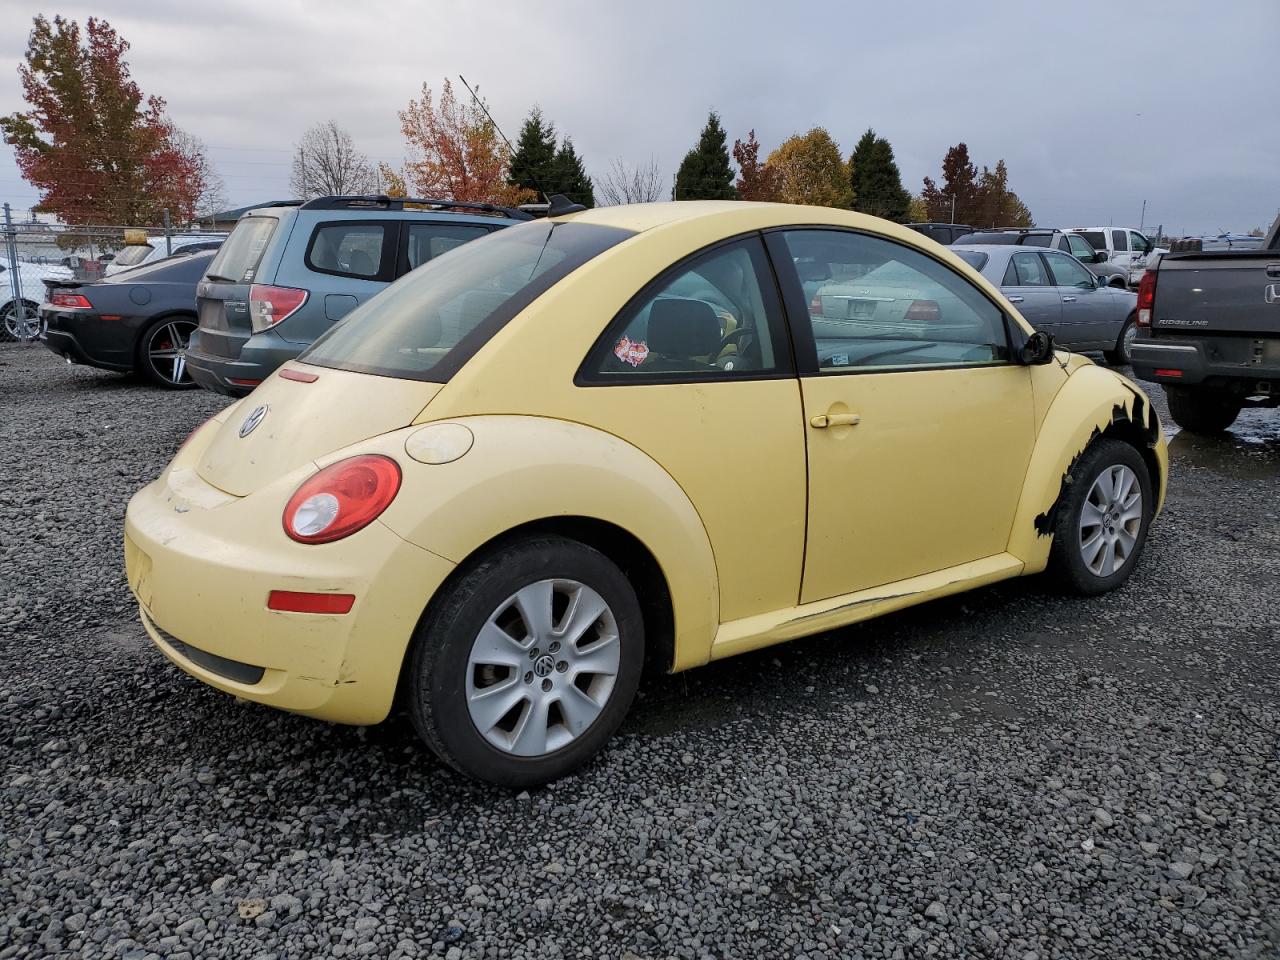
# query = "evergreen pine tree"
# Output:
<box><xmin>552</xmin><ymin>138</ymin><xmax>595</xmax><ymax>208</ymax></box>
<box><xmin>849</xmin><ymin>129</ymin><xmax>911</xmax><ymax>222</ymax></box>
<box><xmin>508</xmin><ymin>107</ymin><xmax>558</xmax><ymax>196</ymax></box>
<box><xmin>674</xmin><ymin>111</ymin><xmax>737</xmax><ymax>200</ymax></box>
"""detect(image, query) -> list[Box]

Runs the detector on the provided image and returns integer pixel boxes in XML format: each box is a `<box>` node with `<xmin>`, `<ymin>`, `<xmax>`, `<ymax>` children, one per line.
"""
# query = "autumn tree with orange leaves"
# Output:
<box><xmin>383</xmin><ymin>79</ymin><xmax>534</xmax><ymax>206</ymax></box>
<box><xmin>1</xmin><ymin>15</ymin><xmax>213</xmax><ymax>226</ymax></box>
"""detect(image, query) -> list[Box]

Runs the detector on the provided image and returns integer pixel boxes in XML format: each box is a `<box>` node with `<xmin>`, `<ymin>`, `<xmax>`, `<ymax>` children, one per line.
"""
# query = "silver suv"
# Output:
<box><xmin>187</xmin><ymin>196</ymin><xmax>529</xmax><ymax>396</ymax></box>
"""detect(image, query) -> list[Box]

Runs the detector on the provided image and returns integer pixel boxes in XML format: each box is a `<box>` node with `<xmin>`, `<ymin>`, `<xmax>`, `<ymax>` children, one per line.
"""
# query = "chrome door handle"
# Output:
<box><xmin>1061</xmin><ymin>296</ymin><xmax>1077</xmax><ymax>303</ymax></box>
<box><xmin>810</xmin><ymin>413</ymin><xmax>861</xmax><ymax>429</ymax></box>
<box><xmin>1007</xmin><ymin>296</ymin><xmax>1024</xmax><ymax>303</ymax></box>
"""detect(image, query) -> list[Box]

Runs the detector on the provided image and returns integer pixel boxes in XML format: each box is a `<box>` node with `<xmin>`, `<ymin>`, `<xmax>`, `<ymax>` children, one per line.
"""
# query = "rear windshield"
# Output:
<box><xmin>300</xmin><ymin>221</ymin><xmax>634</xmax><ymax>382</ymax></box>
<box><xmin>112</xmin><ymin>244</ymin><xmax>155</xmax><ymax>267</ymax></box>
<box><xmin>1077</xmin><ymin>231</ymin><xmax>1107</xmax><ymax>251</ymax></box>
<box><xmin>952</xmin><ymin>250</ymin><xmax>988</xmax><ymax>270</ymax></box>
<box><xmin>205</xmin><ymin>216</ymin><xmax>278</xmax><ymax>283</ymax></box>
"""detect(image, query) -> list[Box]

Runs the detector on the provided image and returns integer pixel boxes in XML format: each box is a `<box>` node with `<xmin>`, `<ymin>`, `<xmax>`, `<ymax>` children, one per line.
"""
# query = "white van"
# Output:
<box><xmin>1063</xmin><ymin>227</ymin><xmax>1159</xmax><ymax>287</ymax></box>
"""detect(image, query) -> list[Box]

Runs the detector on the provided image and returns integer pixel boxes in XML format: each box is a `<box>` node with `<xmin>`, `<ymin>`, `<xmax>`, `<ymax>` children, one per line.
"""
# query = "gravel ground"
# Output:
<box><xmin>2</xmin><ymin>340</ymin><xmax>1278</xmax><ymax>960</ymax></box>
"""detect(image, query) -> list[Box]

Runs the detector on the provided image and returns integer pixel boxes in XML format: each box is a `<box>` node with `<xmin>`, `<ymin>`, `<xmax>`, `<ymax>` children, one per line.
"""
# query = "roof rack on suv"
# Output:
<box><xmin>299</xmin><ymin>195</ymin><xmax>534</xmax><ymax>221</ymax></box>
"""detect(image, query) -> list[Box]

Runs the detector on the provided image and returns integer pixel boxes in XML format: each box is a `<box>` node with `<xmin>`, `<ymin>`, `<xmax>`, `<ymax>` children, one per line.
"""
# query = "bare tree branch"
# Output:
<box><xmin>597</xmin><ymin>157</ymin><xmax>665</xmax><ymax>205</ymax></box>
<box><xmin>289</xmin><ymin>120</ymin><xmax>377</xmax><ymax>199</ymax></box>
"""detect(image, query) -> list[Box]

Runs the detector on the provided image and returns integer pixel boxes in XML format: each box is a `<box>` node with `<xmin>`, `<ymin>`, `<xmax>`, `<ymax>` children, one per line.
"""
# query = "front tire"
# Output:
<box><xmin>408</xmin><ymin>536</ymin><xmax>645</xmax><ymax>787</ymax></box>
<box><xmin>1046</xmin><ymin>439</ymin><xmax>1152</xmax><ymax>595</ymax></box>
<box><xmin>1104</xmin><ymin>315</ymin><xmax>1136</xmax><ymax>365</ymax></box>
<box><xmin>1166</xmin><ymin>385</ymin><xmax>1241</xmax><ymax>434</ymax></box>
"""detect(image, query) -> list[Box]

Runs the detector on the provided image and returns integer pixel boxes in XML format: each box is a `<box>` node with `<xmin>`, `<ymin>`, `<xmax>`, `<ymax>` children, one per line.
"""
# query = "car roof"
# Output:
<box><xmin>244</xmin><ymin>203</ymin><xmax>518</xmax><ymax>228</ymax></box>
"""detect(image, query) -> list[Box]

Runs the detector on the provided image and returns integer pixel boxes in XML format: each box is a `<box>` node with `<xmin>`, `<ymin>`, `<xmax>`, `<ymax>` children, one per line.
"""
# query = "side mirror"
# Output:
<box><xmin>1020</xmin><ymin>330</ymin><xmax>1056</xmax><ymax>365</ymax></box>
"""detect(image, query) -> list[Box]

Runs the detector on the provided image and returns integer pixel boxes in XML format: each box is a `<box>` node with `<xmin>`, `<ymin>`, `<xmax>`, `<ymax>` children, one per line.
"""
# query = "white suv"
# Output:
<box><xmin>1063</xmin><ymin>227</ymin><xmax>1160</xmax><ymax>287</ymax></box>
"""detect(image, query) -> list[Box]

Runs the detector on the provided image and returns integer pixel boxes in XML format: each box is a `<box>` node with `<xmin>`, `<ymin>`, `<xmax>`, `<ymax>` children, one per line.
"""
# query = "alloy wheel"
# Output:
<box><xmin>146</xmin><ymin>319</ymin><xmax>197</xmax><ymax>385</ymax></box>
<box><xmin>1122</xmin><ymin>322</ymin><xmax>1138</xmax><ymax>362</ymax></box>
<box><xmin>465</xmin><ymin>579</ymin><xmax>620</xmax><ymax>757</ymax></box>
<box><xmin>2</xmin><ymin>302</ymin><xmax>41</xmax><ymax>341</ymax></box>
<box><xmin>1078</xmin><ymin>464</ymin><xmax>1143</xmax><ymax>577</ymax></box>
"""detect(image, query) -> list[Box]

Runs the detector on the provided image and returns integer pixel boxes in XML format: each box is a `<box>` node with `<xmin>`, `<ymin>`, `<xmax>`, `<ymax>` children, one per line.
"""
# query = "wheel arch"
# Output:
<box><xmin>1008</xmin><ymin>366</ymin><xmax>1166</xmax><ymax>572</ymax></box>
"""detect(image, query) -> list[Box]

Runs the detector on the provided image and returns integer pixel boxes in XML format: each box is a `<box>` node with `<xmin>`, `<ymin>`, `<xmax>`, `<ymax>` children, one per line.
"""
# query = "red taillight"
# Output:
<box><xmin>809</xmin><ymin>294</ymin><xmax>824</xmax><ymax>316</ymax></box>
<box><xmin>283</xmin><ymin>455</ymin><xmax>401</xmax><ymax>544</ymax></box>
<box><xmin>1154</xmin><ymin>368</ymin><xmax>1183</xmax><ymax>378</ymax></box>
<box><xmin>1136</xmin><ymin>270</ymin><xmax>1156</xmax><ymax>327</ymax></box>
<box><xmin>249</xmin><ymin>283</ymin><xmax>308</xmax><ymax>333</ymax></box>
<box><xmin>51</xmin><ymin>292</ymin><xmax>92</xmax><ymax>309</ymax></box>
<box><xmin>904</xmin><ymin>299</ymin><xmax>941</xmax><ymax>322</ymax></box>
<box><xmin>267</xmin><ymin>590</ymin><xmax>356</xmax><ymax>614</ymax></box>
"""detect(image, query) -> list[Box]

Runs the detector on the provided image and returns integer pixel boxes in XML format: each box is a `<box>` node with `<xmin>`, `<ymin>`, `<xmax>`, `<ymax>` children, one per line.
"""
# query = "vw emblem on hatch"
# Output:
<box><xmin>239</xmin><ymin>404</ymin><xmax>269</xmax><ymax>438</ymax></box>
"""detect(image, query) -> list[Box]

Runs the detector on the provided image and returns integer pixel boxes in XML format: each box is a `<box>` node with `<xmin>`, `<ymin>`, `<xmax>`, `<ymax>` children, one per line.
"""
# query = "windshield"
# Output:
<box><xmin>301</xmin><ymin>221</ymin><xmax>634</xmax><ymax>382</ymax></box>
<box><xmin>205</xmin><ymin>216</ymin><xmax>277</xmax><ymax>283</ymax></box>
<box><xmin>952</xmin><ymin>250</ymin><xmax>989</xmax><ymax>270</ymax></box>
<box><xmin>112</xmin><ymin>244</ymin><xmax>155</xmax><ymax>267</ymax></box>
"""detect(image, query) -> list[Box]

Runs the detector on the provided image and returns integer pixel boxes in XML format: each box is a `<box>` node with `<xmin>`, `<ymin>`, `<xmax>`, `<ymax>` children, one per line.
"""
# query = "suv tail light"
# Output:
<box><xmin>51</xmin><ymin>292</ymin><xmax>92</xmax><ymax>309</ymax></box>
<box><xmin>1136</xmin><ymin>270</ymin><xmax>1156</xmax><ymax>327</ymax></box>
<box><xmin>283</xmin><ymin>455</ymin><xmax>401</xmax><ymax>544</ymax></box>
<box><xmin>809</xmin><ymin>294</ymin><xmax>824</xmax><ymax>316</ymax></box>
<box><xmin>904</xmin><ymin>299</ymin><xmax>941</xmax><ymax>322</ymax></box>
<box><xmin>249</xmin><ymin>284</ymin><xmax>308</xmax><ymax>333</ymax></box>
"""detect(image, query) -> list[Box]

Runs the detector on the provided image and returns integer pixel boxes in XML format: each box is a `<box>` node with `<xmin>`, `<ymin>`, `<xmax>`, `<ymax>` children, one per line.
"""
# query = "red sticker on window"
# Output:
<box><xmin>614</xmin><ymin>337</ymin><xmax>649</xmax><ymax>367</ymax></box>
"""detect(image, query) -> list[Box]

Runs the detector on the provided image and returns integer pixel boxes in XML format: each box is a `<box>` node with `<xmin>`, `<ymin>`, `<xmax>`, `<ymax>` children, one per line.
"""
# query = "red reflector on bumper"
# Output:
<box><xmin>1153</xmin><ymin>368</ymin><xmax>1183</xmax><ymax>378</ymax></box>
<box><xmin>267</xmin><ymin>590</ymin><xmax>356</xmax><ymax>614</ymax></box>
<box><xmin>229</xmin><ymin>378</ymin><xmax>262</xmax><ymax>387</ymax></box>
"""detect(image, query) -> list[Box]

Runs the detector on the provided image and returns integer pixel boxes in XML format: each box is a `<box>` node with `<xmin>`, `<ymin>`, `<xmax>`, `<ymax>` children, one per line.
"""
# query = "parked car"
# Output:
<box><xmin>905</xmin><ymin>222</ymin><xmax>976</xmax><ymax>245</ymax></box>
<box><xmin>40</xmin><ymin>249</ymin><xmax>215</xmax><ymax>388</ymax></box>
<box><xmin>1</xmin><ymin>260</ymin><xmax>73</xmax><ymax>341</ymax></box>
<box><xmin>186</xmin><ymin>195</ymin><xmax>532</xmax><ymax>396</ymax></box>
<box><xmin>125</xmin><ymin>201</ymin><xmax>1167</xmax><ymax>786</ymax></box>
<box><xmin>104</xmin><ymin>233</ymin><xmax>225</xmax><ymax>276</ymax></box>
<box><xmin>950</xmin><ymin>245</ymin><xmax>1139</xmax><ymax>363</ymax></box>
<box><xmin>1129</xmin><ymin>213</ymin><xmax>1280</xmax><ymax>433</ymax></box>
<box><xmin>1064</xmin><ymin>226</ymin><xmax>1158</xmax><ymax>287</ymax></box>
<box><xmin>954</xmin><ymin>229</ymin><xmax>1129</xmax><ymax>288</ymax></box>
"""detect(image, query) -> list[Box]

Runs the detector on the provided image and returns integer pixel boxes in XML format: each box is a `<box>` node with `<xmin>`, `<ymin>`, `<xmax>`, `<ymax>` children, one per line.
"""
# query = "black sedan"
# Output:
<box><xmin>41</xmin><ymin>250</ymin><xmax>215</xmax><ymax>389</ymax></box>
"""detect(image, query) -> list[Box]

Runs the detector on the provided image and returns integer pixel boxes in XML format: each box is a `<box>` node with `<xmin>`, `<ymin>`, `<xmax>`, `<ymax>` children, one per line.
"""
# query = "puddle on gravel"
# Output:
<box><xmin>1168</xmin><ymin>421</ymin><xmax>1280</xmax><ymax>481</ymax></box>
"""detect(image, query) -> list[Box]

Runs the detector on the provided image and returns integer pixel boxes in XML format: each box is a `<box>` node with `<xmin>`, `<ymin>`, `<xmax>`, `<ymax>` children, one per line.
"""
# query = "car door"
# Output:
<box><xmin>767</xmin><ymin>228</ymin><xmax>1035</xmax><ymax>604</ymax></box>
<box><xmin>1000</xmin><ymin>251</ymin><xmax>1062</xmax><ymax>339</ymax></box>
<box><xmin>577</xmin><ymin>235</ymin><xmax>808</xmax><ymax>623</ymax></box>
<box><xmin>1043</xmin><ymin>250</ymin><xmax>1111</xmax><ymax>348</ymax></box>
<box><xmin>301</xmin><ymin>220</ymin><xmax>398</xmax><ymax>327</ymax></box>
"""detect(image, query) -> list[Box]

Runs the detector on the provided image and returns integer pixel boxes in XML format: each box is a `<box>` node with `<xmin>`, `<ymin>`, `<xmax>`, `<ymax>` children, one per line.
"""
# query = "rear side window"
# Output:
<box><xmin>1009</xmin><ymin>252</ymin><xmax>1050</xmax><ymax>285</ymax></box>
<box><xmin>404</xmin><ymin>223</ymin><xmax>490</xmax><ymax>273</ymax></box>
<box><xmin>1111</xmin><ymin>229</ymin><xmax>1129</xmax><ymax>252</ymax></box>
<box><xmin>206</xmin><ymin>216</ymin><xmax>277</xmax><ymax>283</ymax></box>
<box><xmin>306</xmin><ymin>222</ymin><xmax>390</xmax><ymax>280</ymax></box>
<box><xmin>1018</xmin><ymin>234</ymin><xmax>1051</xmax><ymax>247</ymax></box>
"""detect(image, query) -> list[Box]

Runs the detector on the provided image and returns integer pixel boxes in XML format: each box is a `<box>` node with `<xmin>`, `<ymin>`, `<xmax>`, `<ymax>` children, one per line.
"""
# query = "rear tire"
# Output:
<box><xmin>136</xmin><ymin>316</ymin><xmax>198</xmax><ymax>389</ymax></box>
<box><xmin>1104</xmin><ymin>315</ymin><xmax>1136</xmax><ymax>365</ymax></box>
<box><xmin>1</xmin><ymin>299</ymin><xmax>41</xmax><ymax>341</ymax></box>
<box><xmin>1046</xmin><ymin>439</ymin><xmax>1152</xmax><ymax>596</ymax></box>
<box><xmin>1166</xmin><ymin>385</ymin><xmax>1241</xmax><ymax>434</ymax></box>
<box><xmin>408</xmin><ymin>536</ymin><xmax>644</xmax><ymax>787</ymax></box>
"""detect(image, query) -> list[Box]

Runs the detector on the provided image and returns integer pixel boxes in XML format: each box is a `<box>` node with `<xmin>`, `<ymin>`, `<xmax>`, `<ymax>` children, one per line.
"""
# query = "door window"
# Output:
<box><xmin>1067</xmin><ymin>234</ymin><xmax>1097</xmax><ymax>261</ymax></box>
<box><xmin>778</xmin><ymin>229</ymin><xmax>1010</xmax><ymax>371</ymax></box>
<box><xmin>584</xmin><ymin>237</ymin><xmax>787</xmax><ymax>380</ymax></box>
<box><xmin>1129</xmin><ymin>232</ymin><xmax>1151</xmax><ymax>255</ymax></box>
<box><xmin>1111</xmin><ymin>229</ymin><xmax>1129</xmax><ymax>252</ymax></box>
<box><xmin>404</xmin><ymin>223</ymin><xmax>490</xmax><ymax>273</ymax></box>
<box><xmin>1044</xmin><ymin>251</ymin><xmax>1096</xmax><ymax>288</ymax></box>
<box><xmin>306</xmin><ymin>223</ymin><xmax>389</xmax><ymax>279</ymax></box>
<box><xmin>1006</xmin><ymin>252</ymin><xmax>1051</xmax><ymax>286</ymax></box>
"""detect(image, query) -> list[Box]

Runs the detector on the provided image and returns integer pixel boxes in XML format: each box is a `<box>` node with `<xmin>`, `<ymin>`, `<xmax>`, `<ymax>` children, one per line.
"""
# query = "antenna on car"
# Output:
<box><xmin>457</xmin><ymin>74</ymin><xmax>586</xmax><ymax>217</ymax></box>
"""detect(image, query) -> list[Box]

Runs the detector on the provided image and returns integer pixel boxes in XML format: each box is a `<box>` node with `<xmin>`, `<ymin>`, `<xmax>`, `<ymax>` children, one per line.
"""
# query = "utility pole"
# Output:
<box><xmin>1139</xmin><ymin>199</ymin><xmax>1146</xmax><ymax>233</ymax></box>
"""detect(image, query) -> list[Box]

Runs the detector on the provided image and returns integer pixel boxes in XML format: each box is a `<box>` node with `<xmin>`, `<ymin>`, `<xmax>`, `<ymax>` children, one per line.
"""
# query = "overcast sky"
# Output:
<box><xmin>1</xmin><ymin>0</ymin><xmax>1276</xmax><ymax>235</ymax></box>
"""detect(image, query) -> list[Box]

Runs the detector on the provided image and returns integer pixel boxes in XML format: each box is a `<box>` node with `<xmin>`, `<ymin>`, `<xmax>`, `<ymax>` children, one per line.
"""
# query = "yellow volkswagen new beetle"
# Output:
<box><xmin>125</xmin><ymin>201</ymin><xmax>1167</xmax><ymax>786</ymax></box>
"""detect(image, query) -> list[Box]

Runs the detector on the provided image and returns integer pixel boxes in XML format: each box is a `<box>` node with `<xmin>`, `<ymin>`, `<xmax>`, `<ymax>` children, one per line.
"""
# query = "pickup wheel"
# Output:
<box><xmin>1165</xmin><ymin>385</ymin><xmax>1241</xmax><ymax>434</ymax></box>
<box><xmin>1104</xmin><ymin>314</ymin><xmax>1137</xmax><ymax>365</ymax></box>
<box><xmin>1046</xmin><ymin>439</ymin><xmax>1152</xmax><ymax>596</ymax></box>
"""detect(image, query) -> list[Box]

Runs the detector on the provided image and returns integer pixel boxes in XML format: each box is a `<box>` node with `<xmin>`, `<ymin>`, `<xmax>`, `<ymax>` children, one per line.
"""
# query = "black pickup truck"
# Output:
<box><xmin>1130</xmin><ymin>214</ymin><xmax>1280</xmax><ymax>433</ymax></box>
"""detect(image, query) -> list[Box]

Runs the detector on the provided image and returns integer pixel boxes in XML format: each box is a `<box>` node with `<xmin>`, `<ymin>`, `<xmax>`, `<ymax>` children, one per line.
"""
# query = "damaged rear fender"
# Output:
<box><xmin>1007</xmin><ymin>367</ymin><xmax>1166</xmax><ymax>573</ymax></box>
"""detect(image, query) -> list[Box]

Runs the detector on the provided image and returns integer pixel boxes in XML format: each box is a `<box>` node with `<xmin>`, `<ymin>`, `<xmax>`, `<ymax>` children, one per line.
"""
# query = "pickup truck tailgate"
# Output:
<box><xmin>1154</xmin><ymin>251</ymin><xmax>1280</xmax><ymax>335</ymax></box>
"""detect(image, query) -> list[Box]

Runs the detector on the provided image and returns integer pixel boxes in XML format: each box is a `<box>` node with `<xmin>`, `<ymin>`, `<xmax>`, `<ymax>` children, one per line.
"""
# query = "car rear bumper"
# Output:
<box><xmin>40</xmin><ymin>309</ymin><xmax>134</xmax><ymax>372</ymax></box>
<box><xmin>123</xmin><ymin>459</ymin><xmax>455</xmax><ymax>725</ymax></box>
<box><xmin>187</xmin><ymin>330</ymin><xmax>301</xmax><ymax>397</ymax></box>
<box><xmin>1130</xmin><ymin>333</ymin><xmax>1280</xmax><ymax>393</ymax></box>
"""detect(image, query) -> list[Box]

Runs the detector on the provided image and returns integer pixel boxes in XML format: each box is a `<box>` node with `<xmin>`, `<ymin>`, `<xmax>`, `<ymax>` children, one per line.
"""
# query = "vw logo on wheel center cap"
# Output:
<box><xmin>533</xmin><ymin>655</ymin><xmax>555</xmax><ymax>678</ymax></box>
<box><xmin>239</xmin><ymin>404</ymin><xmax>269</xmax><ymax>438</ymax></box>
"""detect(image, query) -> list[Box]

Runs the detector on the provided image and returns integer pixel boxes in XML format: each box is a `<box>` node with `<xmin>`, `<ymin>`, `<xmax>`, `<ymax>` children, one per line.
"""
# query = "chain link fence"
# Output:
<box><xmin>2</xmin><ymin>204</ymin><xmax>229</xmax><ymax>342</ymax></box>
